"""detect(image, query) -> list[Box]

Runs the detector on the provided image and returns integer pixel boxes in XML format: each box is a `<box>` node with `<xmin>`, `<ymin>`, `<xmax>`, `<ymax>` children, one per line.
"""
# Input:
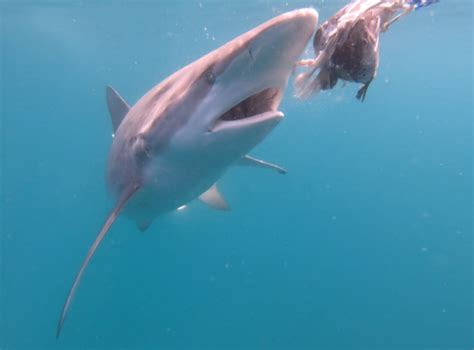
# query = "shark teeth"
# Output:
<box><xmin>210</xmin><ymin>110</ymin><xmax>284</xmax><ymax>133</ymax></box>
<box><xmin>210</xmin><ymin>87</ymin><xmax>283</xmax><ymax>132</ymax></box>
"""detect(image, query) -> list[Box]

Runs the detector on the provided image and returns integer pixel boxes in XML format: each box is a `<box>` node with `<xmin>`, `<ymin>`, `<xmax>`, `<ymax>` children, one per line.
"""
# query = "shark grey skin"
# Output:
<box><xmin>56</xmin><ymin>8</ymin><xmax>318</xmax><ymax>337</ymax></box>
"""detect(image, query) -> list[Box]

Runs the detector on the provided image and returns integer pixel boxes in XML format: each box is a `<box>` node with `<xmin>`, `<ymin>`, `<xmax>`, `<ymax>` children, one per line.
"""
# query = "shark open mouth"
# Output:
<box><xmin>220</xmin><ymin>87</ymin><xmax>282</xmax><ymax>121</ymax></box>
<box><xmin>210</xmin><ymin>87</ymin><xmax>283</xmax><ymax>132</ymax></box>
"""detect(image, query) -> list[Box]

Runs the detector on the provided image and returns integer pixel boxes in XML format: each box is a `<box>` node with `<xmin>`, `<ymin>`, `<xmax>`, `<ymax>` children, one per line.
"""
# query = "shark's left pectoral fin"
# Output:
<box><xmin>106</xmin><ymin>86</ymin><xmax>130</xmax><ymax>132</ymax></box>
<box><xmin>199</xmin><ymin>183</ymin><xmax>230</xmax><ymax>211</ymax></box>
<box><xmin>236</xmin><ymin>155</ymin><xmax>287</xmax><ymax>174</ymax></box>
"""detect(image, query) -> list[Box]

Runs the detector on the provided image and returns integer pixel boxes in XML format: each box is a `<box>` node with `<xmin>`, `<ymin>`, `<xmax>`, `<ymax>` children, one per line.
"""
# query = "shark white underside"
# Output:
<box><xmin>57</xmin><ymin>8</ymin><xmax>318</xmax><ymax>337</ymax></box>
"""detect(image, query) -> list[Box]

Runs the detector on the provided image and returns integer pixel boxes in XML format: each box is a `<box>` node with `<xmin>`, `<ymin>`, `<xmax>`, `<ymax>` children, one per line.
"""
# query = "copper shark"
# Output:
<box><xmin>57</xmin><ymin>8</ymin><xmax>318</xmax><ymax>337</ymax></box>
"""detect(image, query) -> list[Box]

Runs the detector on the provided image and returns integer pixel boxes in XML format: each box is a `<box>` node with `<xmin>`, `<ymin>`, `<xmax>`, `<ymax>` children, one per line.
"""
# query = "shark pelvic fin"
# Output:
<box><xmin>199</xmin><ymin>183</ymin><xmax>230</xmax><ymax>211</ymax></box>
<box><xmin>56</xmin><ymin>183</ymin><xmax>140</xmax><ymax>338</ymax></box>
<box><xmin>106</xmin><ymin>86</ymin><xmax>130</xmax><ymax>132</ymax></box>
<box><xmin>137</xmin><ymin>220</ymin><xmax>151</xmax><ymax>232</ymax></box>
<box><xmin>237</xmin><ymin>155</ymin><xmax>287</xmax><ymax>174</ymax></box>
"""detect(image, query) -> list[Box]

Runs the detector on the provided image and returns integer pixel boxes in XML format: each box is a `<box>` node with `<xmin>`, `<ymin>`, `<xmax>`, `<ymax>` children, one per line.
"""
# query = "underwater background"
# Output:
<box><xmin>1</xmin><ymin>0</ymin><xmax>472</xmax><ymax>349</ymax></box>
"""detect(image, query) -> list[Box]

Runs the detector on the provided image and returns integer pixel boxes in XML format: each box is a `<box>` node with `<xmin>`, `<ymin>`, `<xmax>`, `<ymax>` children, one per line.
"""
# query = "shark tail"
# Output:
<box><xmin>56</xmin><ymin>183</ymin><xmax>140</xmax><ymax>338</ymax></box>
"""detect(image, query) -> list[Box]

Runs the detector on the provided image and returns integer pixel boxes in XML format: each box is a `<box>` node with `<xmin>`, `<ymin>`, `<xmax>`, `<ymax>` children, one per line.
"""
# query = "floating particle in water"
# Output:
<box><xmin>420</xmin><ymin>210</ymin><xmax>431</xmax><ymax>219</ymax></box>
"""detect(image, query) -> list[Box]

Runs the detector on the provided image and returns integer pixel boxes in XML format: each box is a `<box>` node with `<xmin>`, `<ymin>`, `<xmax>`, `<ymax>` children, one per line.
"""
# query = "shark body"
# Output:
<box><xmin>57</xmin><ymin>8</ymin><xmax>318</xmax><ymax>336</ymax></box>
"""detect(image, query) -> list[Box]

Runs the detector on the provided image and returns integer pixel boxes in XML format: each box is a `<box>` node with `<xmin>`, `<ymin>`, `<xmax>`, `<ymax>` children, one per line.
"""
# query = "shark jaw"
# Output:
<box><xmin>56</xmin><ymin>8</ymin><xmax>318</xmax><ymax>337</ymax></box>
<box><xmin>209</xmin><ymin>87</ymin><xmax>283</xmax><ymax>133</ymax></box>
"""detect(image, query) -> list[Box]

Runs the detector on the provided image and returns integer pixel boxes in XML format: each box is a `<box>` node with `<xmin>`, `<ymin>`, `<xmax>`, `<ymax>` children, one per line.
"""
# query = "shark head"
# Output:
<box><xmin>57</xmin><ymin>8</ymin><xmax>318</xmax><ymax>337</ymax></box>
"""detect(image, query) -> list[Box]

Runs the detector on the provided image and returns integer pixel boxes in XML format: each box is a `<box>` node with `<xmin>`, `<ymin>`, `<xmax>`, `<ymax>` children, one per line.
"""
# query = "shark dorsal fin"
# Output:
<box><xmin>56</xmin><ymin>183</ymin><xmax>140</xmax><ymax>338</ymax></box>
<box><xmin>106</xmin><ymin>86</ymin><xmax>130</xmax><ymax>132</ymax></box>
<box><xmin>199</xmin><ymin>183</ymin><xmax>230</xmax><ymax>211</ymax></box>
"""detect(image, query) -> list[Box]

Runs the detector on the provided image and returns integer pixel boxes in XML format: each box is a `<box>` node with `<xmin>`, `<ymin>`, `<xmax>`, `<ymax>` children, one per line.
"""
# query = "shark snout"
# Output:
<box><xmin>275</xmin><ymin>8</ymin><xmax>319</xmax><ymax>38</ymax></box>
<box><xmin>250</xmin><ymin>8</ymin><xmax>318</xmax><ymax>66</ymax></box>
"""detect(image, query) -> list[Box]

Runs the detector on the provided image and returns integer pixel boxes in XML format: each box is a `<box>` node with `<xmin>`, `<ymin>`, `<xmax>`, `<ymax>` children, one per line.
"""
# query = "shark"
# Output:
<box><xmin>56</xmin><ymin>8</ymin><xmax>318</xmax><ymax>337</ymax></box>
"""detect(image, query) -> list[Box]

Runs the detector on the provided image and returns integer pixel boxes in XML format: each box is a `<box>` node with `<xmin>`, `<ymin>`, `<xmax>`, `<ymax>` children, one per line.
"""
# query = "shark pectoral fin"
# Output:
<box><xmin>137</xmin><ymin>220</ymin><xmax>151</xmax><ymax>232</ymax></box>
<box><xmin>199</xmin><ymin>183</ymin><xmax>230</xmax><ymax>211</ymax></box>
<box><xmin>237</xmin><ymin>155</ymin><xmax>287</xmax><ymax>174</ymax></box>
<box><xmin>56</xmin><ymin>183</ymin><xmax>139</xmax><ymax>338</ymax></box>
<box><xmin>106</xmin><ymin>86</ymin><xmax>130</xmax><ymax>132</ymax></box>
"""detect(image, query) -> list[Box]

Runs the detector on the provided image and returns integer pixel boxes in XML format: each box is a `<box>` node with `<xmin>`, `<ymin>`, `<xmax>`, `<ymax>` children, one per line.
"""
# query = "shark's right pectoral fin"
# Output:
<box><xmin>199</xmin><ymin>183</ymin><xmax>230</xmax><ymax>211</ymax></box>
<box><xmin>106</xmin><ymin>86</ymin><xmax>130</xmax><ymax>132</ymax></box>
<box><xmin>56</xmin><ymin>183</ymin><xmax>140</xmax><ymax>338</ymax></box>
<box><xmin>236</xmin><ymin>155</ymin><xmax>287</xmax><ymax>174</ymax></box>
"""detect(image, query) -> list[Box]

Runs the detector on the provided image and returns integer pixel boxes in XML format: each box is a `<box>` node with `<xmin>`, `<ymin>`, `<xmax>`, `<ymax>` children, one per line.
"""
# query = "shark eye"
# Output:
<box><xmin>131</xmin><ymin>134</ymin><xmax>151</xmax><ymax>165</ymax></box>
<box><xmin>205</xmin><ymin>69</ymin><xmax>215</xmax><ymax>85</ymax></box>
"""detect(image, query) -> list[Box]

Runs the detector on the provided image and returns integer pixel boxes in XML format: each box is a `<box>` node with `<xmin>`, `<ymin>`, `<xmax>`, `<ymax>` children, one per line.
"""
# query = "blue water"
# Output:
<box><xmin>1</xmin><ymin>1</ymin><xmax>472</xmax><ymax>349</ymax></box>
